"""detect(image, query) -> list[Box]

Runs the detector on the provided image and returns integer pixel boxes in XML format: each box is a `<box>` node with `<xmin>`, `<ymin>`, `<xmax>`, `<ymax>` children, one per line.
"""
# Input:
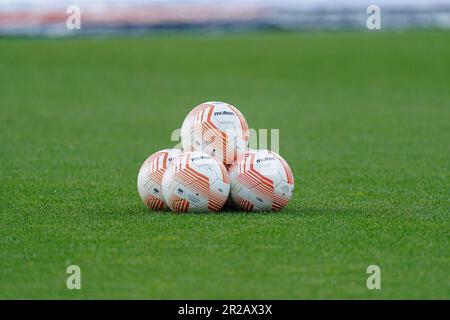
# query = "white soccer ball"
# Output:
<box><xmin>162</xmin><ymin>151</ymin><xmax>230</xmax><ymax>213</ymax></box>
<box><xmin>137</xmin><ymin>149</ymin><xmax>182</xmax><ymax>210</ymax></box>
<box><xmin>181</xmin><ymin>101</ymin><xmax>249</xmax><ymax>165</ymax></box>
<box><xmin>228</xmin><ymin>149</ymin><xmax>295</xmax><ymax>212</ymax></box>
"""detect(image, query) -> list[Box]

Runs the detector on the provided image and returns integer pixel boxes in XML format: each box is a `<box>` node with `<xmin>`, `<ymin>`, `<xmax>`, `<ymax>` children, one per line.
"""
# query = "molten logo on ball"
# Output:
<box><xmin>228</xmin><ymin>149</ymin><xmax>294</xmax><ymax>212</ymax></box>
<box><xmin>162</xmin><ymin>151</ymin><xmax>230</xmax><ymax>213</ymax></box>
<box><xmin>181</xmin><ymin>101</ymin><xmax>249</xmax><ymax>165</ymax></box>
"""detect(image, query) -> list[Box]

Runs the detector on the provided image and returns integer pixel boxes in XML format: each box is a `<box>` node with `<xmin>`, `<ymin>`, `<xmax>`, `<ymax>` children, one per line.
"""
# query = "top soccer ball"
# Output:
<box><xmin>181</xmin><ymin>101</ymin><xmax>249</xmax><ymax>165</ymax></box>
<box><xmin>228</xmin><ymin>149</ymin><xmax>294</xmax><ymax>212</ymax></box>
<box><xmin>137</xmin><ymin>148</ymin><xmax>182</xmax><ymax>210</ymax></box>
<box><xmin>162</xmin><ymin>151</ymin><xmax>230</xmax><ymax>213</ymax></box>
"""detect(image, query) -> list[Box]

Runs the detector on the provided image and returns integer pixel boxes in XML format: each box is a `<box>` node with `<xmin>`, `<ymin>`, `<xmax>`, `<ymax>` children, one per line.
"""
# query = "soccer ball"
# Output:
<box><xmin>162</xmin><ymin>151</ymin><xmax>230</xmax><ymax>213</ymax></box>
<box><xmin>137</xmin><ymin>149</ymin><xmax>182</xmax><ymax>210</ymax></box>
<box><xmin>228</xmin><ymin>149</ymin><xmax>294</xmax><ymax>212</ymax></box>
<box><xmin>181</xmin><ymin>101</ymin><xmax>249</xmax><ymax>165</ymax></box>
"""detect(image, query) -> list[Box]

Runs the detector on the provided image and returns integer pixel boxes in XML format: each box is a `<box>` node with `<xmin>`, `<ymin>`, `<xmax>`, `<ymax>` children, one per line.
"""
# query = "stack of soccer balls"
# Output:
<box><xmin>137</xmin><ymin>101</ymin><xmax>295</xmax><ymax>213</ymax></box>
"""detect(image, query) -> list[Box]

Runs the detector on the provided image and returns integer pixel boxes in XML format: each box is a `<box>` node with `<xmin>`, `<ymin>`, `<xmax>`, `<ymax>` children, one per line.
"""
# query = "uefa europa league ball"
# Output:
<box><xmin>228</xmin><ymin>149</ymin><xmax>294</xmax><ymax>212</ymax></box>
<box><xmin>162</xmin><ymin>151</ymin><xmax>230</xmax><ymax>213</ymax></box>
<box><xmin>180</xmin><ymin>101</ymin><xmax>249</xmax><ymax>165</ymax></box>
<box><xmin>137</xmin><ymin>149</ymin><xmax>182</xmax><ymax>210</ymax></box>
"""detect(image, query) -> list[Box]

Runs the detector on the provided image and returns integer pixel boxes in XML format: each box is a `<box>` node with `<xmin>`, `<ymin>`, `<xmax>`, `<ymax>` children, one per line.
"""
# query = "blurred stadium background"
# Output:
<box><xmin>1</xmin><ymin>0</ymin><xmax>450</xmax><ymax>36</ymax></box>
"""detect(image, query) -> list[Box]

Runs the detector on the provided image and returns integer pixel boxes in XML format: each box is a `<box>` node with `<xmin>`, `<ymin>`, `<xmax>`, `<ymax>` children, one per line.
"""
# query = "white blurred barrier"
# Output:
<box><xmin>1</xmin><ymin>0</ymin><xmax>450</xmax><ymax>36</ymax></box>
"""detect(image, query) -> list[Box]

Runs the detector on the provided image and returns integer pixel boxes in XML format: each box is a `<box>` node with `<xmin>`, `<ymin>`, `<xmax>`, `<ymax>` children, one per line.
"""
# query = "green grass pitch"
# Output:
<box><xmin>0</xmin><ymin>31</ymin><xmax>449</xmax><ymax>299</ymax></box>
